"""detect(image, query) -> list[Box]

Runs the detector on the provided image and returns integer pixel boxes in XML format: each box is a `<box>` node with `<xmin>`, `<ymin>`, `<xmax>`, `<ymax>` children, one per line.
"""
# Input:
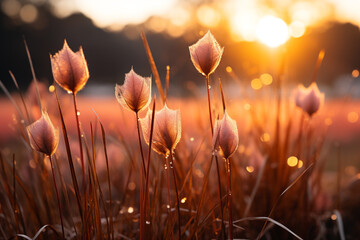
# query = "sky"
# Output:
<box><xmin>1</xmin><ymin>0</ymin><xmax>360</xmax><ymax>47</ymax></box>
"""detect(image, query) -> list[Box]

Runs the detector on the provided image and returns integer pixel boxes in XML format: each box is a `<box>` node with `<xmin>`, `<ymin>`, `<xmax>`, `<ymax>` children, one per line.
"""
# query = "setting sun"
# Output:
<box><xmin>256</xmin><ymin>15</ymin><xmax>289</xmax><ymax>47</ymax></box>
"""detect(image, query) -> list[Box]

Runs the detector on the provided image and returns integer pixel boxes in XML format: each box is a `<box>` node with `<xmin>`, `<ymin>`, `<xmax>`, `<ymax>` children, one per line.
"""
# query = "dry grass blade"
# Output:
<box><xmin>143</xmin><ymin>98</ymin><xmax>156</xmax><ymax>238</ymax></box>
<box><xmin>218</xmin><ymin>78</ymin><xmax>226</xmax><ymax>112</ymax></box>
<box><xmin>9</xmin><ymin>71</ymin><xmax>30</xmax><ymax>122</ymax></box>
<box><xmin>188</xmin><ymin>154</ymin><xmax>214</xmax><ymax>239</ymax></box>
<box><xmin>140</xmin><ymin>32</ymin><xmax>165</xmax><ymax>104</ymax></box>
<box><xmin>257</xmin><ymin>163</ymin><xmax>314</xmax><ymax>240</ymax></box>
<box><xmin>233</xmin><ymin>217</ymin><xmax>303</xmax><ymax>240</ymax></box>
<box><xmin>54</xmin><ymin>88</ymin><xmax>83</xmax><ymax>220</ymax></box>
<box><xmin>311</xmin><ymin>49</ymin><xmax>325</xmax><ymax>83</ymax></box>
<box><xmin>0</xmin><ymin>80</ymin><xmax>26</xmax><ymax>121</ymax></box>
<box><xmin>23</xmin><ymin>38</ymin><xmax>42</xmax><ymax>111</ymax></box>
<box><xmin>243</xmin><ymin>156</ymin><xmax>268</xmax><ymax>217</ymax></box>
<box><xmin>15</xmin><ymin>224</ymin><xmax>60</xmax><ymax>240</ymax></box>
<box><xmin>333</xmin><ymin>210</ymin><xmax>345</xmax><ymax>240</ymax></box>
<box><xmin>92</xmin><ymin>109</ymin><xmax>114</xmax><ymax>239</ymax></box>
<box><xmin>165</xmin><ymin>66</ymin><xmax>170</xmax><ymax>102</ymax></box>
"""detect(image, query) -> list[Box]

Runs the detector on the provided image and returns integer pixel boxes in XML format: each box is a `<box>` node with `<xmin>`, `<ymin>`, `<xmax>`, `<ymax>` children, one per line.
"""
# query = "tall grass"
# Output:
<box><xmin>0</xmin><ymin>33</ymin><xmax>349</xmax><ymax>240</ymax></box>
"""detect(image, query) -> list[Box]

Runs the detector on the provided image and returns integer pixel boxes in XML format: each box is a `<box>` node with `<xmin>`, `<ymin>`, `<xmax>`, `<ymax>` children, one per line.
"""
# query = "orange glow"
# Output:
<box><xmin>260</xmin><ymin>133</ymin><xmax>270</xmax><ymax>142</ymax></box>
<box><xmin>352</xmin><ymin>69</ymin><xmax>359</xmax><ymax>78</ymax></box>
<box><xmin>325</xmin><ymin>118</ymin><xmax>333</xmax><ymax>126</ymax></box>
<box><xmin>260</xmin><ymin>73</ymin><xmax>273</xmax><ymax>85</ymax></box>
<box><xmin>287</xmin><ymin>156</ymin><xmax>298</xmax><ymax>167</ymax></box>
<box><xmin>196</xmin><ymin>5</ymin><xmax>221</xmax><ymax>27</ymax></box>
<box><xmin>256</xmin><ymin>16</ymin><xmax>289</xmax><ymax>47</ymax></box>
<box><xmin>289</xmin><ymin>21</ymin><xmax>306</xmax><ymax>38</ymax></box>
<box><xmin>251</xmin><ymin>78</ymin><xmax>262</xmax><ymax>90</ymax></box>
<box><xmin>347</xmin><ymin>112</ymin><xmax>359</xmax><ymax>123</ymax></box>
<box><xmin>246</xmin><ymin>166</ymin><xmax>254</xmax><ymax>173</ymax></box>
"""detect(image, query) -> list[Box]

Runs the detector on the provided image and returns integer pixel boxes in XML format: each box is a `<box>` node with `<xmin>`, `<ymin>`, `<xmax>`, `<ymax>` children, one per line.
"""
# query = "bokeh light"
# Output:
<box><xmin>287</xmin><ymin>156</ymin><xmax>298</xmax><ymax>167</ymax></box>
<box><xmin>347</xmin><ymin>112</ymin><xmax>359</xmax><ymax>123</ymax></box>
<box><xmin>256</xmin><ymin>15</ymin><xmax>289</xmax><ymax>47</ymax></box>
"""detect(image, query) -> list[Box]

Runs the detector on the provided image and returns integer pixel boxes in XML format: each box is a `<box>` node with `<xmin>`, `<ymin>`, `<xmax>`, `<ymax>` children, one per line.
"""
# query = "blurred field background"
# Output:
<box><xmin>1</xmin><ymin>0</ymin><xmax>360</xmax><ymax>179</ymax></box>
<box><xmin>1</xmin><ymin>0</ymin><xmax>360</xmax><ymax>239</ymax></box>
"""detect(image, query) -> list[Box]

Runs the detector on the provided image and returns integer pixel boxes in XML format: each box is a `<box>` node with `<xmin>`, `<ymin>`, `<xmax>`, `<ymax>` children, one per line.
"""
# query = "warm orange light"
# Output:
<box><xmin>298</xmin><ymin>160</ymin><xmax>303</xmax><ymax>168</ymax></box>
<box><xmin>347</xmin><ymin>112</ymin><xmax>359</xmax><ymax>123</ymax></box>
<box><xmin>196</xmin><ymin>5</ymin><xmax>220</xmax><ymax>27</ymax></box>
<box><xmin>260</xmin><ymin>133</ymin><xmax>270</xmax><ymax>142</ymax></box>
<box><xmin>260</xmin><ymin>73</ymin><xmax>273</xmax><ymax>85</ymax></box>
<box><xmin>251</xmin><ymin>78</ymin><xmax>262</xmax><ymax>90</ymax></box>
<box><xmin>49</xmin><ymin>85</ymin><xmax>55</xmax><ymax>93</ymax></box>
<box><xmin>226</xmin><ymin>66</ymin><xmax>233</xmax><ymax>73</ymax></box>
<box><xmin>246</xmin><ymin>166</ymin><xmax>254</xmax><ymax>173</ymax></box>
<box><xmin>287</xmin><ymin>156</ymin><xmax>298</xmax><ymax>167</ymax></box>
<box><xmin>325</xmin><ymin>118</ymin><xmax>333</xmax><ymax>126</ymax></box>
<box><xmin>289</xmin><ymin>21</ymin><xmax>305</xmax><ymax>38</ymax></box>
<box><xmin>256</xmin><ymin>16</ymin><xmax>289</xmax><ymax>47</ymax></box>
<box><xmin>352</xmin><ymin>69</ymin><xmax>359</xmax><ymax>78</ymax></box>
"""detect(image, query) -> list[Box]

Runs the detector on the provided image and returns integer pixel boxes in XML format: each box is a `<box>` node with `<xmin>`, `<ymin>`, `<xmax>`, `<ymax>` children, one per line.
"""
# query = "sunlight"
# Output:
<box><xmin>256</xmin><ymin>15</ymin><xmax>289</xmax><ymax>48</ymax></box>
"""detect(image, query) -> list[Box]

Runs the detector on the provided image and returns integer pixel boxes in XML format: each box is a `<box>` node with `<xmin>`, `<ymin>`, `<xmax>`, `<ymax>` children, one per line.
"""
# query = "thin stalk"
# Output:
<box><xmin>144</xmin><ymin>99</ymin><xmax>156</xmax><ymax>237</ymax></box>
<box><xmin>226</xmin><ymin>158</ymin><xmax>233</xmax><ymax>240</ymax></box>
<box><xmin>49</xmin><ymin>155</ymin><xmax>65</xmax><ymax>239</ymax></box>
<box><xmin>206</xmin><ymin>75</ymin><xmax>214</xmax><ymax>134</ymax></box>
<box><xmin>72</xmin><ymin>93</ymin><xmax>87</xmax><ymax>237</ymax></box>
<box><xmin>99</xmin><ymin>120</ymin><xmax>114</xmax><ymax>239</ymax></box>
<box><xmin>12</xmin><ymin>154</ymin><xmax>19</xmax><ymax>233</ymax></box>
<box><xmin>136</xmin><ymin>112</ymin><xmax>147</xmax><ymax>178</ymax></box>
<box><xmin>206</xmin><ymin>74</ymin><xmax>226</xmax><ymax>239</ymax></box>
<box><xmin>72</xmin><ymin>94</ymin><xmax>85</xmax><ymax>186</ymax></box>
<box><xmin>170</xmin><ymin>151</ymin><xmax>181</xmax><ymax>240</ymax></box>
<box><xmin>136</xmin><ymin>111</ymin><xmax>146</xmax><ymax>240</ymax></box>
<box><xmin>164</xmin><ymin>156</ymin><xmax>174</xmax><ymax>240</ymax></box>
<box><xmin>54</xmin><ymin>89</ymin><xmax>82</xmax><ymax>219</ymax></box>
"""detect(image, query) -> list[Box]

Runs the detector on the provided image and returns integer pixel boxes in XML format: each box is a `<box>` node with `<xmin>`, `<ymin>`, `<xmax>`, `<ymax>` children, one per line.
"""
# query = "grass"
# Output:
<box><xmin>0</xmin><ymin>34</ymin><xmax>352</xmax><ymax>240</ymax></box>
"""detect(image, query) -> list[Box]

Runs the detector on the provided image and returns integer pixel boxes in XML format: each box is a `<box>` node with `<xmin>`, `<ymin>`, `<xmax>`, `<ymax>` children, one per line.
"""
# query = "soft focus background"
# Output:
<box><xmin>1</xmin><ymin>0</ymin><xmax>360</xmax><ymax>170</ymax></box>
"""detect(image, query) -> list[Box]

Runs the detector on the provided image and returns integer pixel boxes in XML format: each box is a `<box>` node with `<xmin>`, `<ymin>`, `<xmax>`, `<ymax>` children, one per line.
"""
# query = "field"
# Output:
<box><xmin>1</xmin><ymin>33</ymin><xmax>360</xmax><ymax>240</ymax></box>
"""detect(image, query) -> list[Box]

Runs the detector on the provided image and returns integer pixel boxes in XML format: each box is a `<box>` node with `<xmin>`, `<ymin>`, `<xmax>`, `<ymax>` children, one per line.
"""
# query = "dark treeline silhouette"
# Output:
<box><xmin>1</xmin><ymin>4</ymin><xmax>360</xmax><ymax>96</ymax></box>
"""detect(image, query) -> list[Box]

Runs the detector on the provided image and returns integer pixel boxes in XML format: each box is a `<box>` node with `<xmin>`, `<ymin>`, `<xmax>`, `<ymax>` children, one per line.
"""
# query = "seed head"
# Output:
<box><xmin>50</xmin><ymin>40</ymin><xmax>89</xmax><ymax>94</ymax></box>
<box><xmin>189</xmin><ymin>30</ymin><xmax>224</xmax><ymax>77</ymax></box>
<box><xmin>115</xmin><ymin>68</ymin><xmax>151</xmax><ymax>113</ymax></box>
<box><xmin>27</xmin><ymin>111</ymin><xmax>59</xmax><ymax>156</ymax></box>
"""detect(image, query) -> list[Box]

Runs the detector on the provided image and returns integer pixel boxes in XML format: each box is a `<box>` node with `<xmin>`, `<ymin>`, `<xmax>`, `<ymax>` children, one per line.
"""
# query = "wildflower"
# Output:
<box><xmin>50</xmin><ymin>40</ymin><xmax>89</xmax><ymax>94</ymax></box>
<box><xmin>140</xmin><ymin>105</ymin><xmax>181</xmax><ymax>156</ymax></box>
<box><xmin>213</xmin><ymin>111</ymin><xmax>239</xmax><ymax>159</ymax></box>
<box><xmin>295</xmin><ymin>82</ymin><xmax>324</xmax><ymax>117</ymax></box>
<box><xmin>115</xmin><ymin>68</ymin><xmax>151</xmax><ymax>113</ymax></box>
<box><xmin>27</xmin><ymin>111</ymin><xmax>59</xmax><ymax>156</ymax></box>
<box><xmin>189</xmin><ymin>30</ymin><xmax>224</xmax><ymax>77</ymax></box>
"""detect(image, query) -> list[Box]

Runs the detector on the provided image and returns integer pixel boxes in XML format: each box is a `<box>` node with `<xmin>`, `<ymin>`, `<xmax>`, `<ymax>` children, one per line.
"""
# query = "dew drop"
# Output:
<box><xmin>67</xmin><ymin>90</ymin><xmax>72</xmax><ymax>94</ymax></box>
<box><xmin>20</xmin><ymin>119</ymin><xmax>25</xmax><ymax>124</ymax></box>
<box><xmin>146</xmin><ymin>221</ymin><xmax>150</xmax><ymax>225</ymax></box>
<box><xmin>164</xmin><ymin>164</ymin><xmax>168</xmax><ymax>170</ymax></box>
<box><xmin>81</xmin><ymin>134</ymin><xmax>84</xmax><ymax>138</ymax></box>
<box><xmin>208</xmin><ymin>85</ymin><xmax>211</xmax><ymax>89</ymax></box>
<box><xmin>77</xmin><ymin>111</ymin><xmax>80</xmax><ymax>116</ymax></box>
<box><xmin>166</xmin><ymin>204</ymin><xmax>170</xmax><ymax>209</ymax></box>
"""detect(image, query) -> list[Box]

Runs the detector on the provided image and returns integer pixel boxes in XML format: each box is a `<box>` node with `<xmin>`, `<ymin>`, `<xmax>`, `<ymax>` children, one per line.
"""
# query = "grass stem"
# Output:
<box><xmin>49</xmin><ymin>155</ymin><xmax>65</xmax><ymax>239</ymax></box>
<box><xmin>170</xmin><ymin>151</ymin><xmax>181</xmax><ymax>240</ymax></box>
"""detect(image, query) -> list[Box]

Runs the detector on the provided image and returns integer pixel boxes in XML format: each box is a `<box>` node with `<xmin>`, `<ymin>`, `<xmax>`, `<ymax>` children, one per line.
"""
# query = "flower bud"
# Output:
<box><xmin>213</xmin><ymin>111</ymin><xmax>239</xmax><ymax>159</ymax></box>
<box><xmin>295</xmin><ymin>82</ymin><xmax>324</xmax><ymax>117</ymax></box>
<box><xmin>115</xmin><ymin>68</ymin><xmax>151</xmax><ymax>113</ymax></box>
<box><xmin>50</xmin><ymin>40</ymin><xmax>89</xmax><ymax>94</ymax></box>
<box><xmin>140</xmin><ymin>105</ymin><xmax>181</xmax><ymax>156</ymax></box>
<box><xmin>189</xmin><ymin>30</ymin><xmax>224</xmax><ymax>77</ymax></box>
<box><xmin>27</xmin><ymin>112</ymin><xmax>59</xmax><ymax>156</ymax></box>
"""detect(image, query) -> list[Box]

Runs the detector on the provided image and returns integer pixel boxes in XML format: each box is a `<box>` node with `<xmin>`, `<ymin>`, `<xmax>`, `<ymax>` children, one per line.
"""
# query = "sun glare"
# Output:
<box><xmin>256</xmin><ymin>15</ymin><xmax>289</xmax><ymax>48</ymax></box>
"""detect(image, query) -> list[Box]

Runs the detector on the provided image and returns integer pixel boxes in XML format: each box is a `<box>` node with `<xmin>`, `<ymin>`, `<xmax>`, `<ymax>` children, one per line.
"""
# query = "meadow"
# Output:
<box><xmin>0</xmin><ymin>31</ymin><xmax>359</xmax><ymax>240</ymax></box>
